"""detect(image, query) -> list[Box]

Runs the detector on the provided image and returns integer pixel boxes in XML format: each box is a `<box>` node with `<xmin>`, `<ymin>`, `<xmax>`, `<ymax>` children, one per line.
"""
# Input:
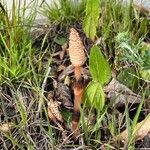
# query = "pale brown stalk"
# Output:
<box><xmin>71</xmin><ymin>80</ymin><xmax>84</xmax><ymax>135</ymax></box>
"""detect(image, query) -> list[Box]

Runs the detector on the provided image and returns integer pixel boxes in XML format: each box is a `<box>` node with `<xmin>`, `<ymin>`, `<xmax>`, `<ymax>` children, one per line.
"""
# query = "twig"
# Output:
<box><xmin>58</xmin><ymin>131</ymin><xmax>79</xmax><ymax>149</ymax></box>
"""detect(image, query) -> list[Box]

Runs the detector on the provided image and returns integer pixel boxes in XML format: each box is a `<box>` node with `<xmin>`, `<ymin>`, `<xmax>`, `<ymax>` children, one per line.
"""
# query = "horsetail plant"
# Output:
<box><xmin>68</xmin><ymin>28</ymin><xmax>86</xmax><ymax>136</ymax></box>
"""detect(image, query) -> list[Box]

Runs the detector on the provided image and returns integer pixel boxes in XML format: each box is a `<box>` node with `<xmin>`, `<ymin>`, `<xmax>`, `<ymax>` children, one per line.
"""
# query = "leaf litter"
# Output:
<box><xmin>36</xmin><ymin>26</ymin><xmax>149</xmax><ymax>147</ymax></box>
<box><xmin>1</xmin><ymin>23</ymin><xmax>150</xmax><ymax>149</ymax></box>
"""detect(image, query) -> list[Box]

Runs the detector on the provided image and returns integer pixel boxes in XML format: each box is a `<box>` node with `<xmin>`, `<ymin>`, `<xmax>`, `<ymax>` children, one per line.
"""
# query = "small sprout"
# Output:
<box><xmin>68</xmin><ymin>28</ymin><xmax>86</xmax><ymax>136</ymax></box>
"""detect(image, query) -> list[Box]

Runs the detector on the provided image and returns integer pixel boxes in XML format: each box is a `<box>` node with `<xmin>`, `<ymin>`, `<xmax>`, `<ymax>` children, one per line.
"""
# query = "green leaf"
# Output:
<box><xmin>54</xmin><ymin>37</ymin><xmax>66</xmax><ymax>45</ymax></box>
<box><xmin>83</xmin><ymin>0</ymin><xmax>100</xmax><ymax>40</ymax></box>
<box><xmin>15</xmin><ymin>91</ymin><xmax>27</xmax><ymax>126</ymax></box>
<box><xmin>140</xmin><ymin>68</ymin><xmax>150</xmax><ymax>81</ymax></box>
<box><xmin>89</xmin><ymin>45</ymin><xmax>111</xmax><ymax>85</ymax></box>
<box><xmin>84</xmin><ymin>81</ymin><xmax>105</xmax><ymax>111</ymax></box>
<box><xmin>117</xmin><ymin>67</ymin><xmax>138</xmax><ymax>90</ymax></box>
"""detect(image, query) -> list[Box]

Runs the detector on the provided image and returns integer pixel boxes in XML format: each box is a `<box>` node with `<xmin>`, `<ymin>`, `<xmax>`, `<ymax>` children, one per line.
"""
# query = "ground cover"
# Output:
<box><xmin>0</xmin><ymin>0</ymin><xmax>150</xmax><ymax>149</ymax></box>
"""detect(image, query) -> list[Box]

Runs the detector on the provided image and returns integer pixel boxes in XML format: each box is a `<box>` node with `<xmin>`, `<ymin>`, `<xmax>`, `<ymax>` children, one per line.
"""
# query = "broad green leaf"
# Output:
<box><xmin>83</xmin><ymin>81</ymin><xmax>105</xmax><ymax>111</ymax></box>
<box><xmin>89</xmin><ymin>45</ymin><xmax>111</xmax><ymax>85</ymax></box>
<box><xmin>83</xmin><ymin>0</ymin><xmax>99</xmax><ymax>41</ymax></box>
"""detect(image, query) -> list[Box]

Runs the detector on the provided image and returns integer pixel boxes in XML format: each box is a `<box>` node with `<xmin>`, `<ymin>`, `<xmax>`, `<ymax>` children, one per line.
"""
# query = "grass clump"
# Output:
<box><xmin>97</xmin><ymin>0</ymin><xmax>149</xmax><ymax>60</ymax></box>
<box><xmin>0</xmin><ymin>0</ymin><xmax>36</xmax><ymax>85</ymax></box>
<box><xmin>40</xmin><ymin>0</ymin><xmax>87</xmax><ymax>26</ymax></box>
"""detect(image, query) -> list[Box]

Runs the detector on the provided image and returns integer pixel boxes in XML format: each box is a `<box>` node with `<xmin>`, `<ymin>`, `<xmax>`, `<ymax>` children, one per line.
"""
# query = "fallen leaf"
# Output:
<box><xmin>59</xmin><ymin>50</ymin><xmax>66</xmax><ymax>60</ymax></box>
<box><xmin>145</xmin><ymin>98</ymin><xmax>150</xmax><ymax>113</ymax></box>
<box><xmin>64</xmin><ymin>76</ymin><xmax>71</xmax><ymax>86</ymax></box>
<box><xmin>104</xmin><ymin>78</ymin><xmax>141</xmax><ymax>106</ymax></box>
<box><xmin>0</xmin><ymin>123</ymin><xmax>14</xmax><ymax>132</ymax></box>
<box><xmin>47</xmin><ymin>93</ymin><xmax>68</xmax><ymax>141</ymax></box>
<box><xmin>116</xmin><ymin>114</ymin><xmax>150</xmax><ymax>142</ymax></box>
<box><xmin>58</xmin><ymin>65</ymin><xmax>74</xmax><ymax>81</ymax></box>
<box><xmin>57</xmin><ymin>65</ymin><xmax>66</xmax><ymax>72</ymax></box>
<box><xmin>55</xmin><ymin>83</ymin><xmax>73</xmax><ymax>109</ymax></box>
<box><xmin>81</xmin><ymin>67</ymin><xmax>91</xmax><ymax>81</ymax></box>
<box><xmin>48</xmin><ymin>105</ymin><xmax>57</xmax><ymax>122</ymax></box>
<box><xmin>47</xmin><ymin>92</ymin><xmax>63</xmax><ymax>122</ymax></box>
<box><xmin>142</xmin><ymin>133</ymin><xmax>150</xmax><ymax>148</ymax></box>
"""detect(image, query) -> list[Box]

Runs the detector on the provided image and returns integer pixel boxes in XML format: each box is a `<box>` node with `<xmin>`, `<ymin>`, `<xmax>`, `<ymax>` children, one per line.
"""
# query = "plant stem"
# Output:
<box><xmin>74</xmin><ymin>66</ymin><xmax>82</xmax><ymax>81</ymax></box>
<box><xmin>72</xmin><ymin>79</ymin><xmax>84</xmax><ymax>136</ymax></box>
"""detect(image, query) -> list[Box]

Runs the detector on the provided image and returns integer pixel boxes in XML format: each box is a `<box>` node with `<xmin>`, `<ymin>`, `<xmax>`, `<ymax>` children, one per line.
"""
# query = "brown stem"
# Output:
<box><xmin>71</xmin><ymin>79</ymin><xmax>84</xmax><ymax>136</ymax></box>
<box><xmin>74</xmin><ymin>66</ymin><xmax>81</xmax><ymax>81</ymax></box>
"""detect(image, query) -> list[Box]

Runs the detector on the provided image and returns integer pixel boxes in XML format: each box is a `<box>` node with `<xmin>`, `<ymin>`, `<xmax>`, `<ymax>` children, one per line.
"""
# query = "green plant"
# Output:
<box><xmin>0</xmin><ymin>0</ymin><xmax>149</xmax><ymax>149</ymax></box>
<box><xmin>0</xmin><ymin>83</ymin><xmax>56</xmax><ymax>149</ymax></box>
<box><xmin>0</xmin><ymin>0</ymin><xmax>36</xmax><ymax>84</ymax></box>
<box><xmin>95</xmin><ymin>0</ymin><xmax>148</xmax><ymax>60</ymax></box>
<box><xmin>40</xmin><ymin>0</ymin><xmax>87</xmax><ymax>26</ymax></box>
<box><xmin>117</xmin><ymin>67</ymin><xmax>139</xmax><ymax>90</ymax></box>
<box><xmin>83</xmin><ymin>0</ymin><xmax>100</xmax><ymax>41</ymax></box>
<box><xmin>79</xmin><ymin>44</ymin><xmax>111</xmax><ymax>146</ymax></box>
<box><xmin>84</xmin><ymin>45</ymin><xmax>111</xmax><ymax>111</ymax></box>
<box><xmin>116</xmin><ymin>32</ymin><xmax>150</xmax><ymax>81</ymax></box>
<box><xmin>123</xmin><ymin>93</ymin><xmax>146</xmax><ymax>148</ymax></box>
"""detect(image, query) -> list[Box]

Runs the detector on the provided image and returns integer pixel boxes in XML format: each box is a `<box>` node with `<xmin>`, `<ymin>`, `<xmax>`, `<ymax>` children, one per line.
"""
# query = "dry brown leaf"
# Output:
<box><xmin>58</xmin><ymin>65</ymin><xmax>74</xmax><ymax>81</ymax></box>
<box><xmin>48</xmin><ymin>101</ymin><xmax>63</xmax><ymax>122</ymax></box>
<box><xmin>64</xmin><ymin>75</ymin><xmax>71</xmax><ymax>86</ymax></box>
<box><xmin>55</xmin><ymin>83</ymin><xmax>73</xmax><ymax>109</ymax></box>
<box><xmin>116</xmin><ymin>114</ymin><xmax>150</xmax><ymax>142</ymax></box>
<box><xmin>57</xmin><ymin>64</ymin><xmax>66</xmax><ymax>72</ymax></box>
<box><xmin>81</xmin><ymin>67</ymin><xmax>91</xmax><ymax>81</ymax></box>
<box><xmin>47</xmin><ymin>93</ymin><xmax>68</xmax><ymax>140</ymax></box>
<box><xmin>47</xmin><ymin>105</ymin><xmax>57</xmax><ymax>122</ymax></box>
<box><xmin>145</xmin><ymin>98</ymin><xmax>150</xmax><ymax>113</ymax></box>
<box><xmin>0</xmin><ymin>123</ymin><xmax>14</xmax><ymax>132</ymax></box>
<box><xmin>47</xmin><ymin>92</ymin><xmax>63</xmax><ymax>123</ymax></box>
<box><xmin>104</xmin><ymin>78</ymin><xmax>141</xmax><ymax>106</ymax></box>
